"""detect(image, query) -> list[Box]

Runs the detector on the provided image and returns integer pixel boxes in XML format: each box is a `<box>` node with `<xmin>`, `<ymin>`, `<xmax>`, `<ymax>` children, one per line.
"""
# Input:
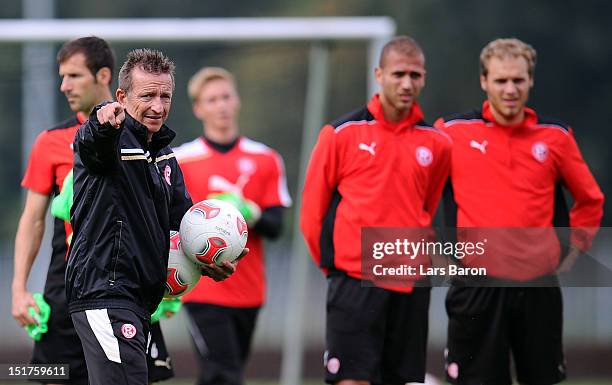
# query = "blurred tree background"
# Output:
<box><xmin>0</xmin><ymin>0</ymin><xmax>610</xmax><ymax>244</ymax></box>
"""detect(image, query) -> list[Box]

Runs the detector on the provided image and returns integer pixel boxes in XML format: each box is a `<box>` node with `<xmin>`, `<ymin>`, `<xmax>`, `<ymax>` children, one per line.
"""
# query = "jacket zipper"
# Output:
<box><xmin>109</xmin><ymin>220</ymin><xmax>123</xmax><ymax>286</ymax></box>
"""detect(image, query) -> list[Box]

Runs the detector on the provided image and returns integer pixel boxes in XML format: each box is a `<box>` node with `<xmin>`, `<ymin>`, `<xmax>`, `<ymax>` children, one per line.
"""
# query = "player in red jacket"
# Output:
<box><xmin>435</xmin><ymin>38</ymin><xmax>604</xmax><ymax>385</ymax></box>
<box><xmin>174</xmin><ymin>67</ymin><xmax>291</xmax><ymax>385</ymax></box>
<box><xmin>11</xmin><ymin>37</ymin><xmax>114</xmax><ymax>385</ymax></box>
<box><xmin>301</xmin><ymin>36</ymin><xmax>451</xmax><ymax>385</ymax></box>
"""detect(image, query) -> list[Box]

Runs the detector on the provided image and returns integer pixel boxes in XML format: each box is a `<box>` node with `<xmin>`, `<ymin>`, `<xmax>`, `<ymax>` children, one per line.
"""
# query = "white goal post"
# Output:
<box><xmin>0</xmin><ymin>16</ymin><xmax>395</xmax><ymax>385</ymax></box>
<box><xmin>0</xmin><ymin>17</ymin><xmax>394</xmax><ymax>95</ymax></box>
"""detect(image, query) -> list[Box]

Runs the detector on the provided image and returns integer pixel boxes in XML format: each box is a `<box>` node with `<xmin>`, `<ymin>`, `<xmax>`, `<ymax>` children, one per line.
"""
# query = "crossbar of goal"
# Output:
<box><xmin>0</xmin><ymin>17</ymin><xmax>394</xmax><ymax>42</ymax></box>
<box><xmin>0</xmin><ymin>17</ymin><xmax>394</xmax><ymax>95</ymax></box>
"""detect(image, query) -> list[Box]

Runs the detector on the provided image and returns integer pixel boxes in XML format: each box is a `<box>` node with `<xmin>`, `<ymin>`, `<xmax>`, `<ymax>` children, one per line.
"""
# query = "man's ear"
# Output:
<box><xmin>480</xmin><ymin>74</ymin><xmax>487</xmax><ymax>92</ymax></box>
<box><xmin>375</xmin><ymin>66</ymin><xmax>383</xmax><ymax>86</ymax></box>
<box><xmin>116</xmin><ymin>88</ymin><xmax>126</xmax><ymax>105</ymax></box>
<box><xmin>96</xmin><ymin>67</ymin><xmax>112</xmax><ymax>86</ymax></box>
<box><xmin>192</xmin><ymin>101</ymin><xmax>202</xmax><ymax>120</ymax></box>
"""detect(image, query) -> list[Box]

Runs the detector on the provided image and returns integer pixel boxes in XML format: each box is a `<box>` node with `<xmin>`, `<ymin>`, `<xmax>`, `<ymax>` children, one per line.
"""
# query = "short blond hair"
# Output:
<box><xmin>480</xmin><ymin>38</ymin><xmax>537</xmax><ymax>78</ymax></box>
<box><xmin>188</xmin><ymin>67</ymin><xmax>236</xmax><ymax>102</ymax></box>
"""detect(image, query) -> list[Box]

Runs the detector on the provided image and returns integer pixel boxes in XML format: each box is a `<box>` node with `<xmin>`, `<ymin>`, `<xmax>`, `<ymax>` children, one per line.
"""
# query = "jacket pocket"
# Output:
<box><xmin>108</xmin><ymin>220</ymin><xmax>123</xmax><ymax>286</ymax></box>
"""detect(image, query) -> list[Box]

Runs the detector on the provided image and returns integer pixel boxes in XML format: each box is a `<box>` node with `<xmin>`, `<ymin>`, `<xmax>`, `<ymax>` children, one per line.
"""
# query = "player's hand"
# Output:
<box><xmin>161</xmin><ymin>298</ymin><xmax>181</xmax><ymax>319</ymax></box>
<box><xmin>200</xmin><ymin>262</ymin><xmax>235</xmax><ymax>282</ymax></box>
<box><xmin>96</xmin><ymin>101</ymin><xmax>125</xmax><ymax>129</ymax></box>
<box><xmin>151</xmin><ymin>298</ymin><xmax>182</xmax><ymax>323</ymax></box>
<box><xmin>242</xmin><ymin>199</ymin><xmax>262</xmax><ymax>227</ymax></box>
<box><xmin>208</xmin><ymin>192</ymin><xmax>261</xmax><ymax>227</ymax></box>
<box><xmin>556</xmin><ymin>244</ymin><xmax>581</xmax><ymax>274</ymax></box>
<box><xmin>11</xmin><ymin>289</ymin><xmax>39</xmax><ymax>327</ymax></box>
<box><xmin>234</xmin><ymin>247</ymin><xmax>249</xmax><ymax>263</ymax></box>
<box><xmin>200</xmin><ymin>248</ymin><xmax>249</xmax><ymax>282</ymax></box>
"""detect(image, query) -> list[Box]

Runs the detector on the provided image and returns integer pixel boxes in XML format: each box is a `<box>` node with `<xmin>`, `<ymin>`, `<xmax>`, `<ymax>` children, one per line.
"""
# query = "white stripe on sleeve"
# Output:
<box><xmin>274</xmin><ymin>154</ymin><xmax>292</xmax><ymax>207</ymax></box>
<box><xmin>120</xmin><ymin>148</ymin><xmax>145</xmax><ymax>154</ymax></box>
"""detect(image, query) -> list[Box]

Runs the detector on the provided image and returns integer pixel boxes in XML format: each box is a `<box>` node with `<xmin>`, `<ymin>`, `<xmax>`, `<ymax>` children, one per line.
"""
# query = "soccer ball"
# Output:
<box><xmin>164</xmin><ymin>231</ymin><xmax>201</xmax><ymax>298</ymax></box>
<box><xmin>179</xmin><ymin>199</ymin><xmax>248</xmax><ymax>266</ymax></box>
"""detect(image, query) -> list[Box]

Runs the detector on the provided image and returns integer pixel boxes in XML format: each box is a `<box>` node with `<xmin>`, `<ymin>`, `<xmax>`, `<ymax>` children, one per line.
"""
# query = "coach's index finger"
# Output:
<box><xmin>107</xmin><ymin>102</ymin><xmax>125</xmax><ymax>128</ymax></box>
<box><xmin>96</xmin><ymin>102</ymin><xmax>124</xmax><ymax>129</ymax></box>
<box><xmin>114</xmin><ymin>103</ymin><xmax>126</xmax><ymax>128</ymax></box>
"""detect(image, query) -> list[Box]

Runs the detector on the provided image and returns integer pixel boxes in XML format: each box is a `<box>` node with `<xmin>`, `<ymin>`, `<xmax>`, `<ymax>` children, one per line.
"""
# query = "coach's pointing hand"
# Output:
<box><xmin>96</xmin><ymin>101</ymin><xmax>125</xmax><ymax>129</ymax></box>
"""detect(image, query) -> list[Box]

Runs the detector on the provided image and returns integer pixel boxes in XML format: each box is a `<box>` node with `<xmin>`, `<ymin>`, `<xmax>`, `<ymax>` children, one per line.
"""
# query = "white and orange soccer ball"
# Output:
<box><xmin>164</xmin><ymin>230</ymin><xmax>201</xmax><ymax>298</ymax></box>
<box><xmin>179</xmin><ymin>199</ymin><xmax>248</xmax><ymax>266</ymax></box>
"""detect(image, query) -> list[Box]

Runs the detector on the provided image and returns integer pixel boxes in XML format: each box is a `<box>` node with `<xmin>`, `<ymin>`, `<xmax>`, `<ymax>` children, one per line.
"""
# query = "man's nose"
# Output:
<box><xmin>503</xmin><ymin>81</ymin><xmax>518</xmax><ymax>94</ymax></box>
<box><xmin>60</xmin><ymin>77</ymin><xmax>70</xmax><ymax>93</ymax></box>
<box><xmin>151</xmin><ymin>98</ymin><xmax>164</xmax><ymax>113</ymax></box>
<box><xmin>400</xmin><ymin>76</ymin><xmax>413</xmax><ymax>90</ymax></box>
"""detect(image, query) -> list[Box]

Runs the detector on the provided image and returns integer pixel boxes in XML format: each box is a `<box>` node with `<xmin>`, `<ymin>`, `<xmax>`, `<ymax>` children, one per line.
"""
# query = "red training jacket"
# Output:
<box><xmin>301</xmin><ymin>95</ymin><xmax>452</xmax><ymax>292</ymax></box>
<box><xmin>435</xmin><ymin>101</ymin><xmax>604</xmax><ymax>279</ymax></box>
<box><xmin>174</xmin><ymin>136</ymin><xmax>291</xmax><ymax>307</ymax></box>
<box><xmin>21</xmin><ymin>113</ymin><xmax>85</xmax><ymax>293</ymax></box>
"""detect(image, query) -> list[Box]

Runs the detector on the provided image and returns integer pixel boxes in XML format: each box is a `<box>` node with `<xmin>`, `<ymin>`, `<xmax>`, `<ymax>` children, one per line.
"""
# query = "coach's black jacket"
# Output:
<box><xmin>66</xmin><ymin>103</ymin><xmax>193</xmax><ymax>320</ymax></box>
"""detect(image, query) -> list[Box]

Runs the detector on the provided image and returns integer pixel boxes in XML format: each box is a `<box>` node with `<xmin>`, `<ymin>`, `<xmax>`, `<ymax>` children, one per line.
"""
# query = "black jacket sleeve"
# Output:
<box><xmin>73</xmin><ymin>102</ymin><xmax>121</xmax><ymax>175</ymax></box>
<box><xmin>253</xmin><ymin>205</ymin><xmax>284</xmax><ymax>240</ymax></box>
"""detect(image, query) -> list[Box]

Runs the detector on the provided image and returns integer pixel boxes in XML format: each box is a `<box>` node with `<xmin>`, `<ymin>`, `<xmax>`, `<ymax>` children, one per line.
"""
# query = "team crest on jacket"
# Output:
<box><xmin>164</xmin><ymin>165</ymin><xmax>172</xmax><ymax>185</ymax></box>
<box><xmin>237</xmin><ymin>157</ymin><xmax>256</xmax><ymax>175</ymax></box>
<box><xmin>447</xmin><ymin>362</ymin><xmax>459</xmax><ymax>379</ymax></box>
<box><xmin>415</xmin><ymin>146</ymin><xmax>433</xmax><ymax>167</ymax></box>
<box><xmin>326</xmin><ymin>357</ymin><xmax>340</xmax><ymax>374</ymax></box>
<box><xmin>532</xmin><ymin>142</ymin><xmax>549</xmax><ymax>162</ymax></box>
<box><xmin>121</xmin><ymin>323</ymin><xmax>137</xmax><ymax>339</ymax></box>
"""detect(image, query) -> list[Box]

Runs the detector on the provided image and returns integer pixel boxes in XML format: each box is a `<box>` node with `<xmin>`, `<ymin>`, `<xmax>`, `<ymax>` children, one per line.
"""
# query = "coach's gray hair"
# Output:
<box><xmin>118</xmin><ymin>48</ymin><xmax>175</xmax><ymax>92</ymax></box>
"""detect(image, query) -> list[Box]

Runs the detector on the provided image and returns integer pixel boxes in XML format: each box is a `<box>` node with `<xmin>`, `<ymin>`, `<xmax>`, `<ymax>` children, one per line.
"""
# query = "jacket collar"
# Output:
<box><xmin>124</xmin><ymin>113</ymin><xmax>176</xmax><ymax>153</ymax></box>
<box><xmin>482</xmin><ymin>100</ymin><xmax>538</xmax><ymax>130</ymax></box>
<box><xmin>200</xmin><ymin>134</ymin><xmax>240</xmax><ymax>154</ymax></box>
<box><xmin>77</xmin><ymin>111</ymin><xmax>87</xmax><ymax>124</ymax></box>
<box><xmin>367</xmin><ymin>94</ymin><xmax>425</xmax><ymax>133</ymax></box>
